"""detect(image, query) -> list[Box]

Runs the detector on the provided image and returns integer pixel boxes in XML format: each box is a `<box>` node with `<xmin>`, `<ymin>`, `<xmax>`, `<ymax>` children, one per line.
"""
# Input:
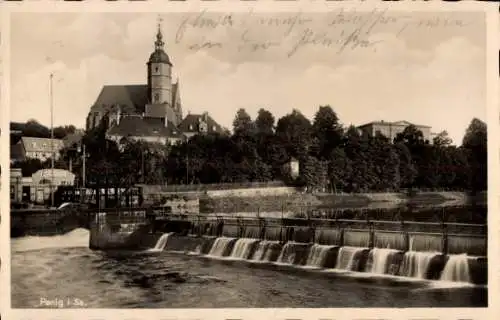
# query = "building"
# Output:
<box><xmin>357</xmin><ymin>120</ymin><xmax>432</xmax><ymax>143</ymax></box>
<box><xmin>177</xmin><ymin>112</ymin><xmax>225</xmax><ymax>139</ymax></box>
<box><xmin>282</xmin><ymin>157</ymin><xmax>300</xmax><ymax>180</ymax></box>
<box><xmin>11</xmin><ymin>136</ymin><xmax>64</xmax><ymax>163</ymax></box>
<box><xmin>86</xmin><ymin>22</ymin><xmax>223</xmax><ymax>145</ymax></box>
<box><xmin>10</xmin><ymin>168</ymin><xmax>23</xmax><ymax>203</ymax></box>
<box><xmin>10</xmin><ymin>168</ymin><xmax>75</xmax><ymax>204</ymax></box>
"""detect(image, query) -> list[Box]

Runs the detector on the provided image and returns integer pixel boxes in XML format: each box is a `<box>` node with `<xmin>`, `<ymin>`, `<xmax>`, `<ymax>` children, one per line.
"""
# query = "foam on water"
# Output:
<box><xmin>11</xmin><ymin>228</ymin><xmax>90</xmax><ymax>253</ymax></box>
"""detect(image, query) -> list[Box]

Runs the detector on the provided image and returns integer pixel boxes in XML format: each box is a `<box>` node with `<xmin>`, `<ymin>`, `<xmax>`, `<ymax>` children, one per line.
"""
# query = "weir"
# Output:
<box><xmin>145</xmin><ymin>232</ymin><xmax>487</xmax><ymax>286</ymax></box>
<box><xmin>74</xmin><ymin>206</ymin><xmax>486</xmax><ymax>285</ymax></box>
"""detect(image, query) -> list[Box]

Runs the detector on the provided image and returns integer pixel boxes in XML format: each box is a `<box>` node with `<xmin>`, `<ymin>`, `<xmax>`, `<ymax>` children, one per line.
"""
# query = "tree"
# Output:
<box><xmin>53</xmin><ymin>125</ymin><xmax>77</xmax><ymax>139</ymax></box>
<box><xmin>328</xmin><ymin>147</ymin><xmax>352</xmax><ymax>193</ymax></box>
<box><xmin>11</xmin><ymin>158</ymin><xmax>44</xmax><ymax>177</ymax></box>
<box><xmin>394</xmin><ymin>142</ymin><xmax>417</xmax><ymax>188</ymax></box>
<box><xmin>298</xmin><ymin>156</ymin><xmax>327</xmax><ymax>191</ymax></box>
<box><xmin>433</xmin><ymin>130</ymin><xmax>453</xmax><ymax>147</ymax></box>
<box><xmin>255</xmin><ymin>108</ymin><xmax>275</xmax><ymax>135</ymax></box>
<box><xmin>233</xmin><ymin>108</ymin><xmax>255</xmax><ymax>136</ymax></box>
<box><xmin>22</xmin><ymin>119</ymin><xmax>50</xmax><ymax>138</ymax></box>
<box><xmin>462</xmin><ymin>118</ymin><xmax>487</xmax><ymax>191</ymax></box>
<box><xmin>462</xmin><ymin>118</ymin><xmax>487</xmax><ymax>150</ymax></box>
<box><xmin>276</xmin><ymin>109</ymin><xmax>312</xmax><ymax>158</ymax></box>
<box><xmin>394</xmin><ymin>125</ymin><xmax>426</xmax><ymax>147</ymax></box>
<box><xmin>312</xmin><ymin>105</ymin><xmax>343</xmax><ymax>158</ymax></box>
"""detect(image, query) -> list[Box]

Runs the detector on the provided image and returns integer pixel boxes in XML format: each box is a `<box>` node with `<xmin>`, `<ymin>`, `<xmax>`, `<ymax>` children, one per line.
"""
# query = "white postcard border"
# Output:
<box><xmin>1</xmin><ymin>1</ymin><xmax>498</xmax><ymax>319</ymax></box>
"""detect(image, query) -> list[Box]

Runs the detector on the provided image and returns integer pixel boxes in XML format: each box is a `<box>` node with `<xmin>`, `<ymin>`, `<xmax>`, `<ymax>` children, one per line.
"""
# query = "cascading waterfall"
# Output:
<box><xmin>251</xmin><ymin>240</ymin><xmax>281</xmax><ymax>262</ymax></box>
<box><xmin>136</xmin><ymin>230</ymin><xmax>481</xmax><ymax>285</ymax></box>
<box><xmin>440</xmin><ymin>254</ymin><xmax>471</xmax><ymax>283</ymax></box>
<box><xmin>306</xmin><ymin>244</ymin><xmax>335</xmax><ymax>267</ymax></box>
<box><xmin>230</xmin><ymin>238</ymin><xmax>260</xmax><ymax>259</ymax></box>
<box><xmin>149</xmin><ymin>233</ymin><xmax>173</xmax><ymax>252</ymax></box>
<box><xmin>277</xmin><ymin>242</ymin><xmax>309</xmax><ymax>265</ymax></box>
<box><xmin>335</xmin><ymin>246</ymin><xmax>366</xmax><ymax>271</ymax></box>
<box><xmin>366</xmin><ymin>248</ymin><xmax>400</xmax><ymax>274</ymax></box>
<box><xmin>208</xmin><ymin>237</ymin><xmax>236</xmax><ymax>257</ymax></box>
<box><xmin>399</xmin><ymin>251</ymin><xmax>438</xmax><ymax>279</ymax></box>
<box><xmin>277</xmin><ymin>242</ymin><xmax>297</xmax><ymax>264</ymax></box>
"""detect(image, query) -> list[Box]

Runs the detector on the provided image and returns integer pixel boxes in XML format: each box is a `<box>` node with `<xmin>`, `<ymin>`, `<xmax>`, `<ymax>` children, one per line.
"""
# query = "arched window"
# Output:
<box><xmin>154</xmin><ymin>93</ymin><xmax>160</xmax><ymax>103</ymax></box>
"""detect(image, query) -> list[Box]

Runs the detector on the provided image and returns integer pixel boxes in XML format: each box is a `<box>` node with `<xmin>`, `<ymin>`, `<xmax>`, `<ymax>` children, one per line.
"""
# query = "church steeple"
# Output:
<box><xmin>146</xmin><ymin>16</ymin><xmax>174</xmax><ymax>125</ymax></box>
<box><xmin>155</xmin><ymin>18</ymin><xmax>165</xmax><ymax>51</ymax></box>
<box><xmin>148</xmin><ymin>16</ymin><xmax>171</xmax><ymax>65</ymax></box>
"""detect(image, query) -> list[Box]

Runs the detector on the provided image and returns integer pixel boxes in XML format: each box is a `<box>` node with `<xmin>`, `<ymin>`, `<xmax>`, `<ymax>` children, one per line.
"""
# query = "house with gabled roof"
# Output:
<box><xmin>12</xmin><ymin>137</ymin><xmax>64</xmax><ymax>162</ymax></box>
<box><xmin>357</xmin><ymin>120</ymin><xmax>432</xmax><ymax>143</ymax></box>
<box><xmin>86</xmin><ymin>21</ymin><xmax>223</xmax><ymax>146</ymax></box>
<box><xmin>178</xmin><ymin>112</ymin><xmax>226</xmax><ymax>139</ymax></box>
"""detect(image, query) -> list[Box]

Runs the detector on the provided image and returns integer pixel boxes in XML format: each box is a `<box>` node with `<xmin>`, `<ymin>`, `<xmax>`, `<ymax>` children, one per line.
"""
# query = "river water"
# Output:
<box><xmin>11</xmin><ymin>229</ymin><xmax>486</xmax><ymax>308</ymax></box>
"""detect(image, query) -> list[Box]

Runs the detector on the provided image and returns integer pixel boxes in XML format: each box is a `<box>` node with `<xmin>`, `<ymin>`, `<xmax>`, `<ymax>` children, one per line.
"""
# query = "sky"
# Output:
<box><xmin>10</xmin><ymin>10</ymin><xmax>487</xmax><ymax>145</ymax></box>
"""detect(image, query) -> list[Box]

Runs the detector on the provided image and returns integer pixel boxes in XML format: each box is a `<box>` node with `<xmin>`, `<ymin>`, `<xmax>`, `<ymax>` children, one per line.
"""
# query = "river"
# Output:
<box><xmin>11</xmin><ymin>229</ymin><xmax>486</xmax><ymax>308</ymax></box>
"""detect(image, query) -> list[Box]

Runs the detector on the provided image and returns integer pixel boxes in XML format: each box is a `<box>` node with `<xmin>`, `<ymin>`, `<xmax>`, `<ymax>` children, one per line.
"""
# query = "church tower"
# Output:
<box><xmin>145</xmin><ymin>19</ymin><xmax>175</xmax><ymax>125</ymax></box>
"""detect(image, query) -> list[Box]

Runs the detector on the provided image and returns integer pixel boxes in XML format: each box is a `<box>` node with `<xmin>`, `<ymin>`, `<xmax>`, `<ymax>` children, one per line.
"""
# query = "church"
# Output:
<box><xmin>86</xmin><ymin>22</ymin><xmax>225</xmax><ymax>145</ymax></box>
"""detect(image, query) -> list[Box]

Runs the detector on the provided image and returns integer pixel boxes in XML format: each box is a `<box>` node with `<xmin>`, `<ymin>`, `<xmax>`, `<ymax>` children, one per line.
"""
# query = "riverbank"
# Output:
<box><xmin>141</xmin><ymin>187</ymin><xmax>486</xmax><ymax>215</ymax></box>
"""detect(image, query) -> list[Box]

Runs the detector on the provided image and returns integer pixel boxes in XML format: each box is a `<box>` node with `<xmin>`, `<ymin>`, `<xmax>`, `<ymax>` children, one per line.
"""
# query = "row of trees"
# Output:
<box><xmin>162</xmin><ymin>106</ymin><xmax>486</xmax><ymax>192</ymax></box>
<box><xmin>13</xmin><ymin>106</ymin><xmax>487</xmax><ymax>193</ymax></box>
<box><xmin>11</xmin><ymin>119</ymin><xmax>77</xmax><ymax>144</ymax></box>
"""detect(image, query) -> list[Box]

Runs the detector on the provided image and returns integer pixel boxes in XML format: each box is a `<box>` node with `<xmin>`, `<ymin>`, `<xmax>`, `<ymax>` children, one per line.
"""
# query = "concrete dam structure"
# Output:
<box><xmin>87</xmin><ymin>208</ymin><xmax>487</xmax><ymax>286</ymax></box>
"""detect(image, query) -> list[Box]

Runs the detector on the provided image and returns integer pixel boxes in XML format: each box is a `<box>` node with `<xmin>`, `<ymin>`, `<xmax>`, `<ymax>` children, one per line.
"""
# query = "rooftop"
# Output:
<box><xmin>107</xmin><ymin>115</ymin><xmax>185</xmax><ymax>139</ymax></box>
<box><xmin>358</xmin><ymin>120</ymin><xmax>431</xmax><ymax>129</ymax></box>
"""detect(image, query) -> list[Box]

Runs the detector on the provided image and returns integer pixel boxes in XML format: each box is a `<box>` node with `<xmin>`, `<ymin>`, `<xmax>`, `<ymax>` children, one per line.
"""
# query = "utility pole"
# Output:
<box><xmin>186</xmin><ymin>153</ymin><xmax>189</xmax><ymax>185</ymax></box>
<box><xmin>50</xmin><ymin>73</ymin><xmax>55</xmax><ymax>208</ymax></box>
<box><xmin>78</xmin><ymin>142</ymin><xmax>86</xmax><ymax>203</ymax></box>
<box><xmin>141</xmin><ymin>149</ymin><xmax>145</xmax><ymax>183</ymax></box>
<box><xmin>82</xmin><ymin>144</ymin><xmax>86</xmax><ymax>188</ymax></box>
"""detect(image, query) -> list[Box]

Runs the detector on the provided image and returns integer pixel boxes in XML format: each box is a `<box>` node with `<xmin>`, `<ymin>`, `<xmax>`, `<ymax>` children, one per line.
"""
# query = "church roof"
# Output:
<box><xmin>148</xmin><ymin>49</ymin><xmax>172</xmax><ymax>65</ymax></box>
<box><xmin>178</xmin><ymin>113</ymin><xmax>225</xmax><ymax>134</ymax></box>
<box><xmin>91</xmin><ymin>85</ymin><xmax>148</xmax><ymax>114</ymax></box>
<box><xmin>107</xmin><ymin>116</ymin><xmax>184</xmax><ymax>139</ymax></box>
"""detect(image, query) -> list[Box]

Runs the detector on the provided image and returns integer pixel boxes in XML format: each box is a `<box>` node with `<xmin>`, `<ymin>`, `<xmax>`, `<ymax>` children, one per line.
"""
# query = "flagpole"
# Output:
<box><xmin>50</xmin><ymin>73</ymin><xmax>55</xmax><ymax>208</ymax></box>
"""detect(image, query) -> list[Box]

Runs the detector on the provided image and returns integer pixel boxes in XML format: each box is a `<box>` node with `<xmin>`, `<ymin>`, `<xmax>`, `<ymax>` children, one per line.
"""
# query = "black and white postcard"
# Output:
<box><xmin>1</xmin><ymin>1</ymin><xmax>498</xmax><ymax>320</ymax></box>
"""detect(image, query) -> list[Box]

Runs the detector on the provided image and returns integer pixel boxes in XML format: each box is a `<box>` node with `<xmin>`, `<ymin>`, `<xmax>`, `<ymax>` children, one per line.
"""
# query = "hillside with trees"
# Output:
<box><xmin>13</xmin><ymin>106</ymin><xmax>487</xmax><ymax>193</ymax></box>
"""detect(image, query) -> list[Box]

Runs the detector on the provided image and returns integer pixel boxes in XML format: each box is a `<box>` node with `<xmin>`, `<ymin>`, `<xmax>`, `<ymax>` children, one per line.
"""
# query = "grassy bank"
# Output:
<box><xmin>198</xmin><ymin>191</ymin><xmax>486</xmax><ymax>215</ymax></box>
